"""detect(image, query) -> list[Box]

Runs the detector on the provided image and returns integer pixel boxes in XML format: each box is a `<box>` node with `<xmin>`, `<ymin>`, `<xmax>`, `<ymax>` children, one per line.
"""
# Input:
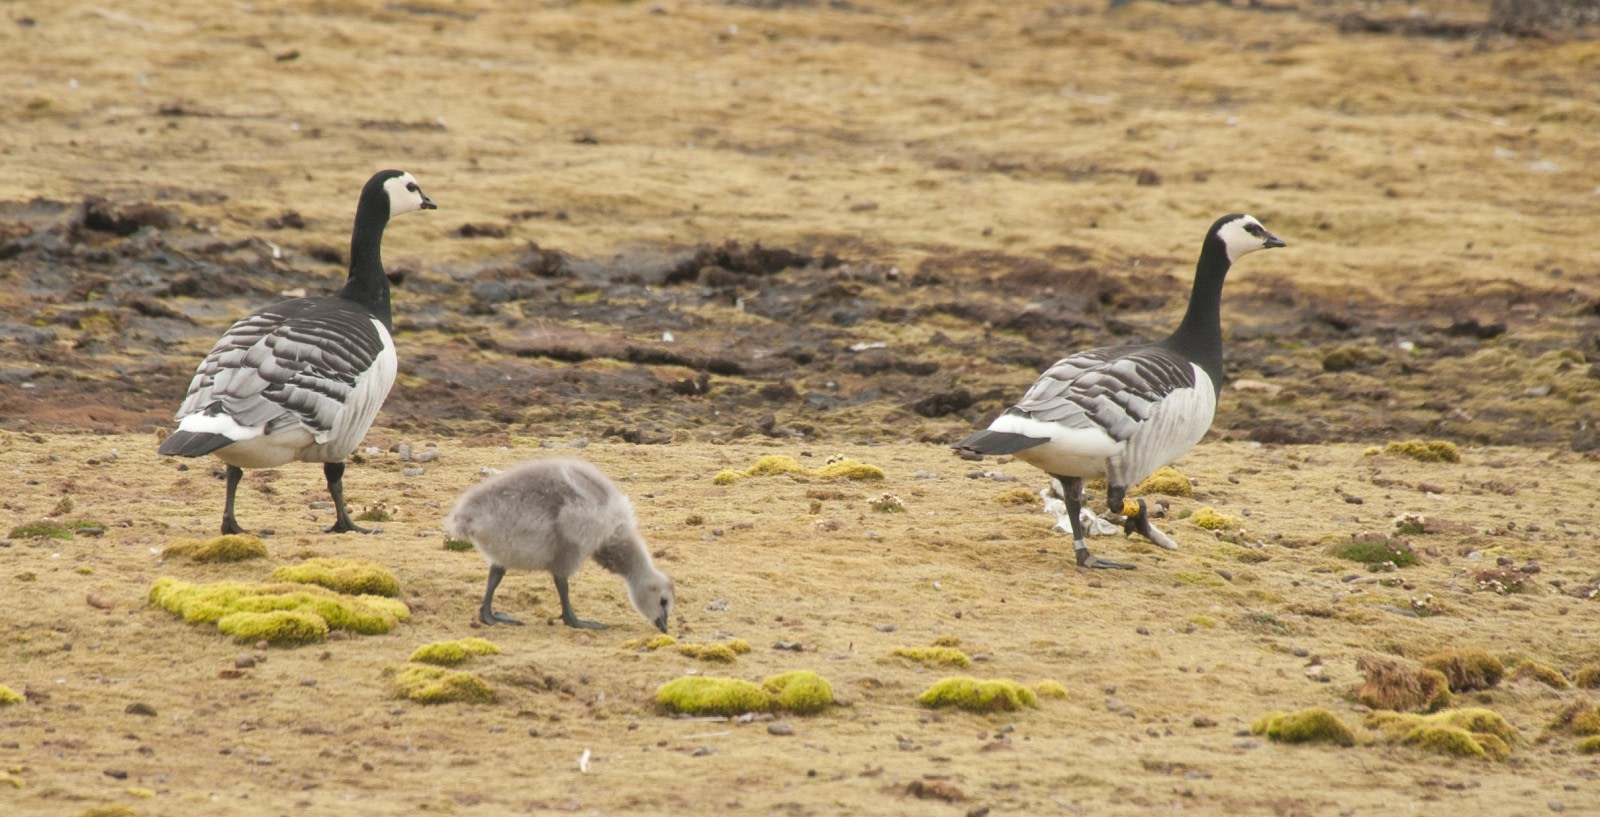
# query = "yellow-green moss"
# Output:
<box><xmin>891</xmin><ymin>646</ymin><xmax>971</xmax><ymax>668</ymax></box>
<box><xmin>1419</xmin><ymin>669</ymin><xmax>1453</xmax><ymax>712</ymax></box>
<box><xmin>763</xmin><ymin>671</ymin><xmax>835</xmax><ymax>714</ymax></box>
<box><xmin>442</xmin><ymin>538</ymin><xmax>474</xmax><ymax>552</ymax></box>
<box><xmin>1572</xmin><ymin>664</ymin><xmax>1600</xmax><ymax>689</ymax></box>
<box><xmin>161</xmin><ymin>535</ymin><xmax>268</xmax><ymax>563</ymax></box>
<box><xmin>409</xmin><ymin>638</ymin><xmax>501</xmax><ymax>666</ymax></box>
<box><xmin>993</xmin><ymin>488</ymin><xmax>1039</xmax><ymax>506</ymax></box>
<box><xmin>149</xmin><ymin>578</ymin><xmax>409</xmax><ymax>641</ymax></box>
<box><xmin>1569</xmin><ymin>708</ymin><xmax>1600</xmax><ymax>737</ymax></box>
<box><xmin>1513</xmin><ymin>660</ymin><xmax>1570</xmax><ymax>689</ymax></box>
<box><xmin>655</xmin><ymin>676</ymin><xmax>772</xmax><ymax>716</ymax></box>
<box><xmin>1131</xmin><ymin>466</ymin><xmax>1193</xmax><ymax>498</ymax></box>
<box><xmin>1252</xmin><ymin>708</ymin><xmax>1355</xmax><ymax>746</ymax></box>
<box><xmin>1422</xmin><ymin>648</ymin><xmax>1504</xmax><ymax>692</ymax></box>
<box><xmin>711</xmin><ymin>469</ymin><xmax>743</xmax><ymax>486</ymax></box>
<box><xmin>622</xmin><ymin>634</ymin><xmax>680</xmax><ymax>651</ymax></box>
<box><xmin>1579</xmin><ymin>736</ymin><xmax>1600</xmax><ymax>755</ymax></box>
<box><xmin>392</xmin><ymin>664</ymin><xmax>494</xmax><ymax>704</ymax></box>
<box><xmin>746</xmin><ymin>455</ymin><xmax>807</xmax><ymax>477</ymax></box>
<box><xmin>8</xmin><ymin>519</ymin><xmax>73</xmax><ymax>540</ymax></box>
<box><xmin>216</xmin><ymin>610</ymin><xmax>328</xmax><ymax>644</ymax></box>
<box><xmin>1187</xmin><ymin>615</ymin><xmax>1218</xmax><ymax>628</ymax></box>
<box><xmin>72</xmin><ymin>807</ymin><xmax>141</xmax><ymax>817</ymax></box>
<box><xmin>1190</xmin><ymin>507</ymin><xmax>1241</xmax><ymax>531</ymax></box>
<box><xmin>813</xmin><ymin>459</ymin><xmax>885</xmax><ymax>481</ymax></box>
<box><xmin>0</xmin><ymin>685</ymin><xmax>22</xmax><ymax>706</ymax></box>
<box><xmin>1384</xmin><ymin>440</ymin><xmax>1461</xmax><ymax>463</ymax></box>
<box><xmin>677</xmin><ymin>643</ymin><xmax>739</xmax><ymax>662</ymax></box>
<box><xmin>271</xmin><ymin>558</ymin><xmax>399</xmax><ymax>597</ymax></box>
<box><xmin>917</xmin><ymin>677</ymin><xmax>1037</xmax><ymax>713</ymax></box>
<box><xmin>1033</xmin><ymin>680</ymin><xmax>1069</xmax><ymax>700</ymax></box>
<box><xmin>1404</xmin><ymin>725</ymin><xmax>1487</xmax><ymax>758</ymax></box>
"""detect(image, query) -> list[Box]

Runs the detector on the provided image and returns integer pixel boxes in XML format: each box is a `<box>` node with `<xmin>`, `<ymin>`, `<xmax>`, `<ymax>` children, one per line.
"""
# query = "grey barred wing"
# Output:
<box><xmin>1010</xmin><ymin>345</ymin><xmax>1199</xmax><ymax>442</ymax></box>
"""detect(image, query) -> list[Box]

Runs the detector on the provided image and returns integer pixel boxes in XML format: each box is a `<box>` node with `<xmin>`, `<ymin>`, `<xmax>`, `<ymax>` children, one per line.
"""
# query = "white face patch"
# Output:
<box><xmin>382</xmin><ymin>172</ymin><xmax>433</xmax><ymax>218</ymax></box>
<box><xmin>1216</xmin><ymin>214</ymin><xmax>1283</xmax><ymax>263</ymax></box>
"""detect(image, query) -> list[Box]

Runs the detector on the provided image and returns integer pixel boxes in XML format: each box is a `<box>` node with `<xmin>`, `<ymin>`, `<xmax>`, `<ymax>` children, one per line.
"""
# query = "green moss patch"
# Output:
<box><xmin>271</xmin><ymin>558</ymin><xmax>400</xmax><ymax>597</ymax></box>
<box><xmin>0</xmin><ymin>684</ymin><xmax>23</xmax><ymax>706</ymax></box>
<box><xmin>917</xmin><ymin>677</ymin><xmax>1037</xmax><ymax>713</ymax></box>
<box><xmin>1575</xmin><ymin>664</ymin><xmax>1600</xmax><ymax>689</ymax></box>
<box><xmin>9</xmin><ymin>519</ymin><xmax>73</xmax><ymax>540</ymax></box>
<box><xmin>162</xmin><ymin>535</ymin><xmax>268</xmax><ymax>563</ymax></box>
<box><xmin>1579</xmin><ymin>736</ymin><xmax>1600</xmax><ymax>755</ymax></box>
<box><xmin>622</xmin><ymin>634</ymin><xmax>681</xmax><ymax>651</ymax></box>
<box><xmin>1131</xmin><ymin>466</ymin><xmax>1193</xmax><ymax>498</ymax></box>
<box><xmin>1512</xmin><ymin>660</ymin><xmax>1569</xmax><ymax>689</ymax></box>
<box><xmin>1328</xmin><ymin>534</ymin><xmax>1418</xmax><ymax>567</ymax></box>
<box><xmin>1189</xmin><ymin>507</ymin><xmax>1241</xmax><ymax>531</ymax></box>
<box><xmin>1422</xmin><ymin>648</ymin><xmax>1504</xmax><ymax>692</ymax></box>
<box><xmin>1251</xmin><ymin>708</ymin><xmax>1356</xmax><ymax>746</ymax></box>
<box><xmin>217</xmin><ymin>610</ymin><xmax>328</xmax><ymax>644</ymax></box>
<box><xmin>1367</xmin><ymin>707</ymin><xmax>1518</xmax><ymax>760</ymax></box>
<box><xmin>1384</xmin><ymin>440</ymin><xmax>1461</xmax><ymax>463</ymax></box>
<box><xmin>409</xmin><ymin>638</ymin><xmax>501</xmax><ymax>666</ymax></box>
<box><xmin>73</xmin><ymin>807</ymin><xmax>142</xmax><ymax>817</ymax></box>
<box><xmin>763</xmin><ymin>671</ymin><xmax>835</xmax><ymax>714</ymax></box>
<box><xmin>149</xmin><ymin>577</ymin><xmax>409</xmax><ymax>643</ymax></box>
<box><xmin>1033</xmin><ymin>680</ymin><xmax>1069</xmax><ymax>700</ymax></box>
<box><xmin>713</xmin><ymin>455</ymin><xmax>885</xmax><ymax>484</ymax></box>
<box><xmin>657</xmin><ymin>671</ymin><xmax>838</xmax><ymax>716</ymax></box>
<box><xmin>392</xmin><ymin>664</ymin><xmax>494</xmax><ymax>704</ymax></box>
<box><xmin>442</xmin><ymin>538</ymin><xmax>474</xmax><ymax>552</ymax></box>
<box><xmin>891</xmin><ymin>646</ymin><xmax>972</xmax><ymax>668</ymax></box>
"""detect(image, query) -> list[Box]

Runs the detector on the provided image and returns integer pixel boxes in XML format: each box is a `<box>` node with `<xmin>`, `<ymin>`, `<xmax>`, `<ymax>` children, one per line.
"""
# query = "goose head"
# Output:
<box><xmin>1213</xmin><ymin>214</ymin><xmax>1285</xmax><ymax>263</ymax></box>
<box><xmin>373</xmin><ymin>169</ymin><xmax>436</xmax><ymax>218</ymax></box>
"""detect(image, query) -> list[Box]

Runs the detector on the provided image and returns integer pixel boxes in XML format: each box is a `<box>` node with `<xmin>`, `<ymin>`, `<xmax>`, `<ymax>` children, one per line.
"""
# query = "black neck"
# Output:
<box><xmin>1161</xmin><ymin>234</ymin><xmax>1230</xmax><ymax>391</ymax></box>
<box><xmin>338</xmin><ymin>191</ymin><xmax>392</xmax><ymax>330</ymax></box>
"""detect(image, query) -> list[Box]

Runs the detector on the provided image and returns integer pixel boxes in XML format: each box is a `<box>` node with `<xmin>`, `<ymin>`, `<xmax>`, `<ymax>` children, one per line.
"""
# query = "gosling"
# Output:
<box><xmin>443</xmin><ymin>458</ymin><xmax>674</xmax><ymax>632</ymax></box>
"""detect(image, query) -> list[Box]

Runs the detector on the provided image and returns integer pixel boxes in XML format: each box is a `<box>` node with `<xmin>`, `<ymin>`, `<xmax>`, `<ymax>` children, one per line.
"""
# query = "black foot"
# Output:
<box><xmin>480</xmin><ymin>609</ymin><xmax>524</xmax><ymax>626</ymax></box>
<box><xmin>1076</xmin><ymin>549</ymin><xmax>1136</xmax><ymax>570</ymax></box>
<box><xmin>560</xmin><ymin>615</ymin><xmax>609</xmax><ymax>630</ymax></box>
<box><xmin>221</xmin><ymin>519</ymin><xmax>246</xmax><ymax>536</ymax></box>
<box><xmin>324</xmin><ymin>521</ymin><xmax>375</xmax><ymax>535</ymax></box>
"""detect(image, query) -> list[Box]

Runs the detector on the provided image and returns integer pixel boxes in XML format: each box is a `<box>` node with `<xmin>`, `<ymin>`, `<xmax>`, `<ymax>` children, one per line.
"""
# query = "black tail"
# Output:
<box><xmin>158</xmin><ymin>430</ymin><xmax>234</xmax><ymax>458</ymax></box>
<box><xmin>953</xmin><ymin>429</ymin><xmax>1047</xmax><ymax>457</ymax></box>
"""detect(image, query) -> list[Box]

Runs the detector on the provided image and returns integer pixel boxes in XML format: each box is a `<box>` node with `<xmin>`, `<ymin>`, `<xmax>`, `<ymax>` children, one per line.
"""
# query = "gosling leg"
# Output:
<box><xmin>554</xmin><ymin>575</ymin><xmax>608</xmax><ymax>629</ymax></box>
<box><xmin>479</xmin><ymin>564</ymin><xmax>524</xmax><ymax>626</ymax></box>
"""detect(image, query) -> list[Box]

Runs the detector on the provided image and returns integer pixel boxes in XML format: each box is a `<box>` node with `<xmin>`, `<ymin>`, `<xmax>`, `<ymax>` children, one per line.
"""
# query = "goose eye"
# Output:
<box><xmin>1245</xmin><ymin>223</ymin><xmax>1262</xmax><ymax>236</ymax></box>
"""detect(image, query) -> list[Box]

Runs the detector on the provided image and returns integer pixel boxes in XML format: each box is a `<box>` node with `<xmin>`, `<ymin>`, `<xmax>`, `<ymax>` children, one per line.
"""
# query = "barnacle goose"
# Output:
<box><xmin>158</xmin><ymin>169</ymin><xmax>436</xmax><ymax>534</ymax></box>
<box><xmin>956</xmin><ymin>214</ymin><xmax>1285</xmax><ymax>569</ymax></box>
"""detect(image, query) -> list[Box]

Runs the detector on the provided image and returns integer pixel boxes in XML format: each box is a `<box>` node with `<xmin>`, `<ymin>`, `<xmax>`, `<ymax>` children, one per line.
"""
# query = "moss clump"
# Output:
<box><xmin>162</xmin><ymin>535</ymin><xmax>268</xmax><ymax>563</ymax></box>
<box><xmin>1251</xmin><ymin>708</ymin><xmax>1356</xmax><ymax>746</ymax></box>
<box><xmin>271</xmin><ymin>558</ymin><xmax>400</xmax><ymax>597</ymax></box>
<box><xmin>73</xmin><ymin>807</ymin><xmax>141</xmax><ymax>817</ymax></box>
<box><xmin>9</xmin><ymin>520</ymin><xmax>73</xmax><ymax>540</ymax></box>
<box><xmin>917</xmin><ymin>677</ymin><xmax>1037</xmax><ymax>713</ymax></box>
<box><xmin>622</xmin><ymin>634</ymin><xmax>680</xmax><ymax>651</ymax></box>
<box><xmin>149</xmin><ymin>578</ymin><xmax>409</xmax><ymax>641</ymax></box>
<box><xmin>763</xmin><ymin>671</ymin><xmax>835</xmax><ymax>714</ymax></box>
<box><xmin>746</xmin><ymin>455</ymin><xmax>807</xmax><ymax>477</ymax></box>
<box><xmin>216</xmin><ymin>610</ymin><xmax>329</xmax><ymax>645</ymax></box>
<box><xmin>1033</xmin><ymin>680</ymin><xmax>1069</xmax><ymax>699</ymax></box>
<box><xmin>655</xmin><ymin>676</ymin><xmax>773</xmax><ymax>716</ymax></box>
<box><xmin>891</xmin><ymin>646</ymin><xmax>972</xmax><ymax>668</ymax></box>
<box><xmin>1329</xmin><ymin>534</ymin><xmax>1419</xmax><ymax>567</ymax></box>
<box><xmin>1512</xmin><ymin>660</ymin><xmax>1569</xmax><ymax>689</ymax></box>
<box><xmin>1355</xmin><ymin>656</ymin><xmax>1451</xmax><ymax>712</ymax></box>
<box><xmin>442</xmin><ymin>538</ymin><xmax>474</xmax><ymax>552</ymax></box>
<box><xmin>711</xmin><ymin>469</ymin><xmax>743</xmax><ymax>486</ymax></box>
<box><xmin>1422</xmin><ymin>648</ymin><xmax>1504</xmax><ymax>692</ymax></box>
<box><xmin>1190</xmin><ymin>507</ymin><xmax>1241</xmax><ymax>531</ymax></box>
<box><xmin>1404</xmin><ymin>725</ymin><xmax>1488</xmax><ymax>758</ymax></box>
<box><xmin>0</xmin><ymin>685</ymin><xmax>23</xmax><ymax>706</ymax></box>
<box><xmin>392</xmin><ymin>665</ymin><xmax>495</xmax><ymax>704</ymax></box>
<box><xmin>1384</xmin><ymin>440</ymin><xmax>1461</xmax><ymax>463</ymax></box>
<box><xmin>993</xmin><ymin>488</ymin><xmax>1039</xmax><ymax>506</ymax></box>
<box><xmin>813</xmin><ymin>459</ymin><xmax>885</xmax><ymax>481</ymax></box>
<box><xmin>678</xmin><ymin>643</ymin><xmax>739</xmax><ymax>662</ymax></box>
<box><xmin>1579</xmin><ymin>736</ymin><xmax>1600</xmax><ymax>755</ymax></box>
<box><xmin>1131</xmin><ymin>466</ymin><xmax>1193</xmax><ymax>498</ymax></box>
<box><xmin>409</xmin><ymin>638</ymin><xmax>501</xmax><ymax>666</ymax></box>
<box><xmin>1575</xmin><ymin>664</ymin><xmax>1600</xmax><ymax>689</ymax></box>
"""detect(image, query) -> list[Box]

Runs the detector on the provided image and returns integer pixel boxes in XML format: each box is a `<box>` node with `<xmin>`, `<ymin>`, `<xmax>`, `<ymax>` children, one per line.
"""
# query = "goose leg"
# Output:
<box><xmin>1110</xmin><ymin>486</ymin><xmax>1179</xmax><ymax>550</ymax></box>
<box><xmin>554</xmin><ymin>575</ymin><xmax>608</xmax><ymax>629</ymax></box>
<box><xmin>479</xmin><ymin>564</ymin><xmax>524</xmax><ymax>626</ymax></box>
<box><xmin>322</xmin><ymin>462</ymin><xmax>372</xmax><ymax>534</ymax></box>
<box><xmin>1054</xmin><ymin>476</ymin><xmax>1136</xmax><ymax>570</ymax></box>
<box><xmin>221</xmin><ymin>465</ymin><xmax>246</xmax><ymax>535</ymax></box>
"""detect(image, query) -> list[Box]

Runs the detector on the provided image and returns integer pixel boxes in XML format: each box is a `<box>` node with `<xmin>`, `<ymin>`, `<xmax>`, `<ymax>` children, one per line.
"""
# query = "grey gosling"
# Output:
<box><xmin>443</xmin><ymin>458</ymin><xmax>674</xmax><ymax>632</ymax></box>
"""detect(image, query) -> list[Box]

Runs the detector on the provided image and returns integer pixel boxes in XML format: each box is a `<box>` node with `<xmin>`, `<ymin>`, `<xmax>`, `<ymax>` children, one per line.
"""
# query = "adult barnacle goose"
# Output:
<box><xmin>158</xmin><ymin>170</ymin><xmax>436</xmax><ymax>534</ymax></box>
<box><xmin>956</xmin><ymin>214</ymin><xmax>1285</xmax><ymax>569</ymax></box>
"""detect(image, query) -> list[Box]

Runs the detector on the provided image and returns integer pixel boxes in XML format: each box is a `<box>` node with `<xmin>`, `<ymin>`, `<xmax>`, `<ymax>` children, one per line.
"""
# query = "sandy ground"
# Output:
<box><xmin>3</xmin><ymin>0</ymin><xmax>1600</xmax><ymax>815</ymax></box>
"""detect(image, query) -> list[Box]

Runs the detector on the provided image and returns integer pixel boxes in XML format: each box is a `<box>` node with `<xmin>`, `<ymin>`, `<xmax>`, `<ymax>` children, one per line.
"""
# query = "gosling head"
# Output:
<box><xmin>627</xmin><ymin>571</ymin><xmax>675</xmax><ymax>633</ymax></box>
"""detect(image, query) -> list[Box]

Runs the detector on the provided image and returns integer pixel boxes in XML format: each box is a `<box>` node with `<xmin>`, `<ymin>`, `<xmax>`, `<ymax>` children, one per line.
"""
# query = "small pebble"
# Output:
<box><xmin>767</xmin><ymin>722</ymin><xmax>795</xmax><ymax>736</ymax></box>
<box><xmin>403</xmin><ymin>467</ymin><xmax>425</xmax><ymax>477</ymax></box>
<box><xmin>1105</xmin><ymin>698</ymin><xmax>1124</xmax><ymax>712</ymax></box>
<box><xmin>413</xmin><ymin>449</ymin><xmax>440</xmax><ymax>463</ymax></box>
<box><xmin>1234</xmin><ymin>738</ymin><xmax>1261</xmax><ymax>750</ymax></box>
<box><xmin>300</xmin><ymin>678</ymin><xmax>317</xmax><ymax>687</ymax></box>
<box><xmin>124</xmin><ymin>702</ymin><xmax>156</xmax><ymax>717</ymax></box>
<box><xmin>1548</xmin><ymin>802</ymin><xmax>1564</xmax><ymax>813</ymax></box>
<box><xmin>104</xmin><ymin>769</ymin><xmax>128</xmax><ymax>780</ymax></box>
<box><xmin>875</xmin><ymin>623</ymin><xmax>897</xmax><ymax>633</ymax></box>
<box><xmin>235</xmin><ymin>655</ymin><xmax>257</xmax><ymax>669</ymax></box>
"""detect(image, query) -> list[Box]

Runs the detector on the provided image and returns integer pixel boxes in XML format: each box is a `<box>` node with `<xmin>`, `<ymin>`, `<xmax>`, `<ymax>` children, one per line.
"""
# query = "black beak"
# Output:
<box><xmin>419</xmin><ymin>193</ymin><xmax>437</xmax><ymax>211</ymax></box>
<box><xmin>1263</xmin><ymin>231</ymin><xmax>1286</xmax><ymax>249</ymax></box>
<box><xmin>655</xmin><ymin>615</ymin><xmax>669</xmax><ymax>634</ymax></box>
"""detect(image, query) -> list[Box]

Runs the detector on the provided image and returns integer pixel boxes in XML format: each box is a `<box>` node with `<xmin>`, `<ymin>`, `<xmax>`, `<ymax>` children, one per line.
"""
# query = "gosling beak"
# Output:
<box><xmin>419</xmin><ymin>192</ymin><xmax>437</xmax><ymax>211</ymax></box>
<box><xmin>654</xmin><ymin>614</ymin><xmax>669</xmax><ymax>634</ymax></box>
<box><xmin>1263</xmin><ymin>230</ymin><xmax>1286</xmax><ymax>249</ymax></box>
